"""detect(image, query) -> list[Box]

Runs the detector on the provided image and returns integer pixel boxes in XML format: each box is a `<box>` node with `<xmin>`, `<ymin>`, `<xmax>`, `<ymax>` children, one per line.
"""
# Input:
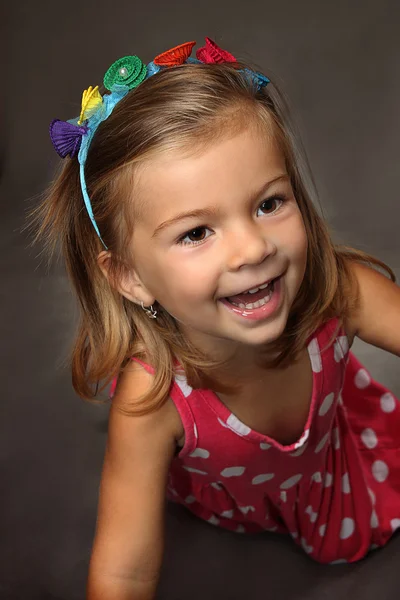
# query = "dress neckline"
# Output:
<box><xmin>196</xmin><ymin>322</ymin><xmax>331</xmax><ymax>452</ymax></box>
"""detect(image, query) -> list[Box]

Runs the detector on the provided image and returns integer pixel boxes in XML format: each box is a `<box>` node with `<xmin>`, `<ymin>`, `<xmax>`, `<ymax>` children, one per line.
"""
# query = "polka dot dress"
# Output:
<box><xmin>116</xmin><ymin>317</ymin><xmax>400</xmax><ymax>564</ymax></box>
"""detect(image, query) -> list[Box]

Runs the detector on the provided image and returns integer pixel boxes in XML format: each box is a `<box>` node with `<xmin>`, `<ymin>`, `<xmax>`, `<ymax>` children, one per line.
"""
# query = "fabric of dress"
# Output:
<box><xmin>110</xmin><ymin>317</ymin><xmax>400</xmax><ymax>564</ymax></box>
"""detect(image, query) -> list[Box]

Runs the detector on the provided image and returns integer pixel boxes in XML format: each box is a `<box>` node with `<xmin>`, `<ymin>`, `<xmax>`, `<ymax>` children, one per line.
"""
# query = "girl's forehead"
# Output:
<box><xmin>134</xmin><ymin>128</ymin><xmax>286</xmax><ymax>215</ymax></box>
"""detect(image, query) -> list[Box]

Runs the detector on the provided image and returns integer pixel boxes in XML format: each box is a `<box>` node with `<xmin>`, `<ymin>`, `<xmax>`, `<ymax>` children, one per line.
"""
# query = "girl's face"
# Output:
<box><xmin>129</xmin><ymin>126</ymin><xmax>308</xmax><ymax>359</ymax></box>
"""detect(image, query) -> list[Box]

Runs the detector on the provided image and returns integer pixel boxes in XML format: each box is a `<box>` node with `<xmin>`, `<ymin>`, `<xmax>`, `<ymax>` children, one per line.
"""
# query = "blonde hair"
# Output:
<box><xmin>27</xmin><ymin>61</ymin><xmax>395</xmax><ymax>415</ymax></box>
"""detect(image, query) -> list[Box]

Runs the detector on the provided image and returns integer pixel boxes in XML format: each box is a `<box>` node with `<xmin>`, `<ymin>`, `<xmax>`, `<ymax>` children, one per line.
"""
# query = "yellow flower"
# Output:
<box><xmin>78</xmin><ymin>86</ymin><xmax>103</xmax><ymax>125</ymax></box>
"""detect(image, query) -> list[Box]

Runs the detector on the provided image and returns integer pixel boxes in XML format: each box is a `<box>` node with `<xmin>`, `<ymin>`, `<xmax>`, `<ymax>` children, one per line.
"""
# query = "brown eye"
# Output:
<box><xmin>187</xmin><ymin>227</ymin><xmax>207</xmax><ymax>241</ymax></box>
<box><xmin>258</xmin><ymin>196</ymin><xmax>285</xmax><ymax>216</ymax></box>
<box><xmin>178</xmin><ymin>226</ymin><xmax>211</xmax><ymax>246</ymax></box>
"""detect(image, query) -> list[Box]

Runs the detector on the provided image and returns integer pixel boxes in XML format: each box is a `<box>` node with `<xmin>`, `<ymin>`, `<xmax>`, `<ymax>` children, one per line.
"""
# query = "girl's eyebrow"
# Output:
<box><xmin>151</xmin><ymin>173</ymin><xmax>289</xmax><ymax>238</ymax></box>
<box><xmin>152</xmin><ymin>207</ymin><xmax>219</xmax><ymax>238</ymax></box>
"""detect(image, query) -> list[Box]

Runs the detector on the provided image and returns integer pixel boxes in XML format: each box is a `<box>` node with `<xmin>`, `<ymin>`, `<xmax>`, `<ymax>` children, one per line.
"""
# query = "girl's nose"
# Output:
<box><xmin>225</xmin><ymin>224</ymin><xmax>276</xmax><ymax>271</ymax></box>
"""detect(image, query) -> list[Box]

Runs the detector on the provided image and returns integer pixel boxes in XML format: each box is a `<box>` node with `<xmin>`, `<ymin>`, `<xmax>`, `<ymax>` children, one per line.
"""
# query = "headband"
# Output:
<box><xmin>49</xmin><ymin>38</ymin><xmax>270</xmax><ymax>249</ymax></box>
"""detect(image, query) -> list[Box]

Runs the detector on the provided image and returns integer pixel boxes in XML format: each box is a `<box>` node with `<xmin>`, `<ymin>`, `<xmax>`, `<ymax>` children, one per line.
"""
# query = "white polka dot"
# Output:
<box><xmin>189</xmin><ymin>448</ymin><xmax>210</xmax><ymax>459</ymax></box>
<box><xmin>324</xmin><ymin>472</ymin><xmax>333</xmax><ymax>487</ymax></box>
<box><xmin>337</xmin><ymin>393</ymin><xmax>344</xmax><ymax>406</ymax></box>
<box><xmin>333</xmin><ymin>428</ymin><xmax>340</xmax><ymax>450</ymax></box>
<box><xmin>221</xmin><ymin>466</ymin><xmax>246</xmax><ymax>478</ymax></box>
<box><xmin>266</xmin><ymin>526</ymin><xmax>278</xmax><ymax>532</ymax></box>
<box><xmin>308</xmin><ymin>338</ymin><xmax>322</xmax><ymax>372</ymax></box>
<box><xmin>315</xmin><ymin>433</ymin><xmax>330</xmax><ymax>454</ymax></box>
<box><xmin>183</xmin><ymin>466</ymin><xmax>208</xmax><ymax>475</ymax></box>
<box><xmin>334</xmin><ymin>336</ymin><xmax>349</xmax><ymax>362</ymax></box>
<box><xmin>220</xmin><ymin>509</ymin><xmax>234</xmax><ymax>518</ymax></box>
<box><xmin>260</xmin><ymin>442</ymin><xmax>271</xmax><ymax>450</ymax></box>
<box><xmin>185</xmin><ymin>495</ymin><xmax>196</xmax><ymax>504</ymax></box>
<box><xmin>340</xmin><ymin>518</ymin><xmax>355</xmax><ymax>540</ymax></box>
<box><xmin>372</xmin><ymin>460</ymin><xmax>389</xmax><ymax>482</ymax></box>
<box><xmin>252</xmin><ymin>473</ymin><xmax>275</xmax><ymax>485</ymax></box>
<box><xmin>319</xmin><ymin>524</ymin><xmax>326</xmax><ymax>537</ymax></box>
<box><xmin>226</xmin><ymin>413</ymin><xmax>251</xmax><ymax>436</ymax></box>
<box><xmin>280</xmin><ymin>491</ymin><xmax>287</xmax><ymax>502</ymax></box>
<box><xmin>330</xmin><ymin>559</ymin><xmax>348</xmax><ymax>565</ymax></box>
<box><xmin>311</xmin><ymin>471</ymin><xmax>322</xmax><ymax>483</ymax></box>
<box><xmin>290</xmin><ymin>443</ymin><xmax>308</xmax><ymax>457</ymax></box>
<box><xmin>301</xmin><ymin>537</ymin><xmax>313</xmax><ymax>554</ymax></box>
<box><xmin>290</xmin><ymin>531</ymin><xmax>298</xmax><ymax>539</ymax></box>
<box><xmin>390</xmin><ymin>518</ymin><xmax>400</xmax><ymax>531</ymax></box>
<box><xmin>368</xmin><ymin>487</ymin><xmax>376</xmax><ymax>505</ymax></box>
<box><xmin>238</xmin><ymin>505</ymin><xmax>255</xmax><ymax>514</ymax></box>
<box><xmin>369</xmin><ymin>542</ymin><xmax>378</xmax><ymax>552</ymax></box>
<box><xmin>211</xmin><ymin>482</ymin><xmax>223</xmax><ymax>490</ymax></box>
<box><xmin>293</xmin><ymin>429</ymin><xmax>310</xmax><ymax>449</ymax></box>
<box><xmin>380</xmin><ymin>393</ymin><xmax>396</xmax><ymax>413</ymax></box>
<box><xmin>354</xmin><ymin>368</ymin><xmax>371</xmax><ymax>389</ymax></box>
<box><xmin>194</xmin><ymin>423</ymin><xmax>198</xmax><ymax>439</ymax></box>
<box><xmin>361</xmin><ymin>428</ymin><xmax>378</xmax><ymax>449</ymax></box>
<box><xmin>168</xmin><ymin>487</ymin><xmax>178</xmax><ymax>496</ymax></box>
<box><xmin>342</xmin><ymin>473</ymin><xmax>351</xmax><ymax>494</ymax></box>
<box><xmin>174</xmin><ymin>374</ymin><xmax>193</xmax><ymax>397</ymax></box>
<box><xmin>319</xmin><ymin>392</ymin><xmax>335</xmax><ymax>416</ymax></box>
<box><xmin>236</xmin><ymin>524</ymin><xmax>246</xmax><ymax>533</ymax></box>
<box><xmin>208</xmin><ymin>515</ymin><xmax>220</xmax><ymax>525</ymax></box>
<box><xmin>305</xmin><ymin>505</ymin><xmax>318</xmax><ymax>523</ymax></box>
<box><xmin>370</xmin><ymin>510</ymin><xmax>379</xmax><ymax>528</ymax></box>
<box><xmin>280</xmin><ymin>473</ymin><xmax>303</xmax><ymax>489</ymax></box>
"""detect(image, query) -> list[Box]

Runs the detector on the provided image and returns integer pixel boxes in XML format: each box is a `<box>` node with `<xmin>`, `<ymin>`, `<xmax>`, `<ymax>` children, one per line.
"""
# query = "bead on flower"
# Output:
<box><xmin>196</xmin><ymin>37</ymin><xmax>236</xmax><ymax>64</ymax></box>
<box><xmin>153</xmin><ymin>41</ymin><xmax>196</xmax><ymax>67</ymax></box>
<box><xmin>49</xmin><ymin>119</ymin><xmax>88</xmax><ymax>158</ymax></box>
<box><xmin>78</xmin><ymin>85</ymin><xmax>103</xmax><ymax>125</ymax></box>
<box><xmin>103</xmin><ymin>56</ymin><xmax>147</xmax><ymax>91</ymax></box>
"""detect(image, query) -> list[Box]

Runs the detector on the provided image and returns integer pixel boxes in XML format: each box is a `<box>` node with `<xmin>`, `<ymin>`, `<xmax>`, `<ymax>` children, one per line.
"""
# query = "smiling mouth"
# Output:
<box><xmin>223</xmin><ymin>275</ymin><xmax>281</xmax><ymax>308</ymax></box>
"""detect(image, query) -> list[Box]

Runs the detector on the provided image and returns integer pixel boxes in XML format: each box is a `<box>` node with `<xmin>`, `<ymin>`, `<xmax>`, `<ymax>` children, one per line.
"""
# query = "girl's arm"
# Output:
<box><xmin>86</xmin><ymin>363</ymin><xmax>183</xmax><ymax>600</ymax></box>
<box><xmin>347</xmin><ymin>261</ymin><xmax>400</xmax><ymax>357</ymax></box>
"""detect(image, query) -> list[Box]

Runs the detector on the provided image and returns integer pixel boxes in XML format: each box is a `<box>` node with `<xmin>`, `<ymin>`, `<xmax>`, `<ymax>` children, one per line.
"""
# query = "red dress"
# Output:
<box><xmin>111</xmin><ymin>317</ymin><xmax>400</xmax><ymax>564</ymax></box>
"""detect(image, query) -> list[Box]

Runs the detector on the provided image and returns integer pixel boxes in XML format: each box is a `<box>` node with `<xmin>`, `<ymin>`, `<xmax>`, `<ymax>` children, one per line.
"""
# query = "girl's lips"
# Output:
<box><xmin>220</xmin><ymin>275</ymin><xmax>283</xmax><ymax>321</ymax></box>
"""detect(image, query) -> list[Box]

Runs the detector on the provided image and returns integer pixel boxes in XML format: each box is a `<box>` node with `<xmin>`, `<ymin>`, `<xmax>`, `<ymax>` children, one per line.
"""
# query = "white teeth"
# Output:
<box><xmin>246</xmin><ymin>281</ymin><xmax>271</xmax><ymax>294</ymax></box>
<box><xmin>234</xmin><ymin>288</ymin><xmax>273</xmax><ymax>309</ymax></box>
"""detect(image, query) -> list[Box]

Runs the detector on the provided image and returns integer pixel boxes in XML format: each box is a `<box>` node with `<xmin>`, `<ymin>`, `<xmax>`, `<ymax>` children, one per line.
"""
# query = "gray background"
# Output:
<box><xmin>2</xmin><ymin>0</ymin><xmax>400</xmax><ymax>598</ymax></box>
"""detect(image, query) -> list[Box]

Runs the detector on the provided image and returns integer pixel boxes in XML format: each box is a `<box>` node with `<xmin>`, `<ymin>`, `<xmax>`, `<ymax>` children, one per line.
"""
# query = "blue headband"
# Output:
<box><xmin>49</xmin><ymin>39</ymin><xmax>270</xmax><ymax>250</ymax></box>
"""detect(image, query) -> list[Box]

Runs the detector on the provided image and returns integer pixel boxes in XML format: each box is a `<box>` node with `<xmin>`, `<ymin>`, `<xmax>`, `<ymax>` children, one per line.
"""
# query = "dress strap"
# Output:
<box><xmin>111</xmin><ymin>358</ymin><xmax>198</xmax><ymax>458</ymax></box>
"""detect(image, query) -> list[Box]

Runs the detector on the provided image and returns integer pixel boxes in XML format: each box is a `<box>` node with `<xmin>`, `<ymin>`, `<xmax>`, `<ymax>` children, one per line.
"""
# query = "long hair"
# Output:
<box><xmin>27</xmin><ymin>61</ymin><xmax>395</xmax><ymax>415</ymax></box>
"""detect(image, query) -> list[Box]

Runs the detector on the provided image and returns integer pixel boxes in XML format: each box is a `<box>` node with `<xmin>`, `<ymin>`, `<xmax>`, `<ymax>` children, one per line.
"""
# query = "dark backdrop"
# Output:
<box><xmin>2</xmin><ymin>1</ymin><xmax>400</xmax><ymax>598</ymax></box>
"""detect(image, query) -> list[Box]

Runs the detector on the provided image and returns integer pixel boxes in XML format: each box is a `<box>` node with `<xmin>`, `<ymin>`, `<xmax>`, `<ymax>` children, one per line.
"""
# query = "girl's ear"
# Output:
<box><xmin>97</xmin><ymin>251</ymin><xmax>156</xmax><ymax>307</ymax></box>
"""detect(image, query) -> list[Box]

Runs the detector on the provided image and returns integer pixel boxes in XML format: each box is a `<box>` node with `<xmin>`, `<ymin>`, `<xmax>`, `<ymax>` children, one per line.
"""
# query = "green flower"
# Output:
<box><xmin>103</xmin><ymin>56</ymin><xmax>147</xmax><ymax>91</ymax></box>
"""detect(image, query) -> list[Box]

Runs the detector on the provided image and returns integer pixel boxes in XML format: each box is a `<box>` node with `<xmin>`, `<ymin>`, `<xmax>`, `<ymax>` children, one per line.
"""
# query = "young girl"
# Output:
<box><xmin>31</xmin><ymin>38</ymin><xmax>400</xmax><ymax>599</ymax></box>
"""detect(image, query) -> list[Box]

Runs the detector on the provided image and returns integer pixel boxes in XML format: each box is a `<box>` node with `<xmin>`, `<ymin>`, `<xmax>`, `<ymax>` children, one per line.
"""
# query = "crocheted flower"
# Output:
<box><xmin>154</xmin><ymin>41</ymin><xmax>196</xmax><ymax>67</ymax></box>
<box><xmin>243</xmin><ymin>69</ymin><xmax>270</xmax><ymax>91</ymax></box>
<box><xmin>78</xmin><ymin>85</ymin><xmax>103</xmax><ymax>125</ymax></box>
<box><xmin>196</xmin><ymin>37</ymin><xmax>236</xmax><ymax>64</ymax></box>
<box><xmin>49</xmin><ymin>119</ymin><xmax>88</xmax><ymax>158</ymax></box>
<box><xmin>254</xmin><ymin>71</ymin><xmax>270</xmax><ymax>90</ymax></box>
<box><xmin>103</xmin><ymin>56</ymin><xmax>147</xmax><ymax>91</ymax></box>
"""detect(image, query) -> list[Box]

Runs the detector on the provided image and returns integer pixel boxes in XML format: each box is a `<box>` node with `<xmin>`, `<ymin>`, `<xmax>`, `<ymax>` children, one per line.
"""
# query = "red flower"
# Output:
<box><xmin>196</xmin><ymin>37</ymin><xmax>237</xmax><ymax>64</ymax></box>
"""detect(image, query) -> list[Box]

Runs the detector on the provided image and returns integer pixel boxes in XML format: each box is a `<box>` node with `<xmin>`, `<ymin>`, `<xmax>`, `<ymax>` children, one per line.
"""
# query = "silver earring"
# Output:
<box><xmin>140</xmin><ymin>301</ymin><xmax>157</xmax><ymax>319</ymax></box>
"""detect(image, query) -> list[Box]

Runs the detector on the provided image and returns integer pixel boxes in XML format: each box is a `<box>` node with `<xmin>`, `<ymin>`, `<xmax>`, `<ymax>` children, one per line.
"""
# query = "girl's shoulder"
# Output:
<box><xmin>111</xmin><ymin>359</ymin><xmax>184</xmax><ymax>446</ymax></box>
